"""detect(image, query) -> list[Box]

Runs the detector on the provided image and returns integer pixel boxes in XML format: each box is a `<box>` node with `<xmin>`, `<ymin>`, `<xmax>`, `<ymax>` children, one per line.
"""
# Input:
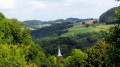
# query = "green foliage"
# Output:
<box><xmin>47</xmin><ymin>56</ymin><xmax>58</xmax><ymax>67</ymax></box>
<box><xmin>106</xmin><ymin>8</ymin><xmax>120</xmax><ymax>67</ymax></box>
<box><xmin>48</xmin><ymin>56</ymin><xmax>57</xmax><ymax>64</ymax></box>
<box><xmin>36</xmin><ymin>31</ymin><xmax>107</xmax><ymax>56</ymax></box>
<box><xmin>0</xmin><ymin>18</ymin><xmax>33</xmax><ymax>45</ymax></box>
<box><xmin>0</xmin><ymin>44</ymin><xmax>28</xmax><ymax>67</ymax></box>
<box><xmin>64</xmin><ymin>49</ymin><xmax>88</xmax><ymax>67</ymax></box>
<box><xmin>27</xmin><ymin>44</ymin><xmax>47</xmax><ymax>66</ymax></box>
<box><xmin>85</xmin><ymin>24</ymin><xmax>90</xmax><ymax>27</ymax></box>
<box><xmin>0</xmin><ymin>13</ymin><xmax>47</xmax><ymax>67</ymax></box>
<box><xmin>86</xmin><ymin>40</ymin><xmax>110</xmax><ymax>67</ymax></box>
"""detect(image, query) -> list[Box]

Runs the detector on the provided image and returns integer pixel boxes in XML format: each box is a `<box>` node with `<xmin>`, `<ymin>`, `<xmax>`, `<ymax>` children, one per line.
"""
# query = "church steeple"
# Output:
<box><xmin>57</xmin><ymin>46</ymin><xmax>62</xmax><ymax>56</ymax></box>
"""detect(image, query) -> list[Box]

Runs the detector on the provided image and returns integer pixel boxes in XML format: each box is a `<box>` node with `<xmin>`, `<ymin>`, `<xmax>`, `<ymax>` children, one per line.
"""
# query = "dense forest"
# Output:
<box><xmin>0</xmin><ymin>0</ymin><xmax>120</xmax><ymax>67</ymax></box>
<box><xmin>31</xmin><ymin>22</ymin><xmax>73</xmax><ymax>38</ymax></box>
<box><xmin>100</xmin><ymin>6</ymin><xmax>119</xmax><ymax>24</ymax></box>
<box><xmin>34</xmin><ymin>31</ymin><xmax>107</xmax><ymax>57</ymax></box>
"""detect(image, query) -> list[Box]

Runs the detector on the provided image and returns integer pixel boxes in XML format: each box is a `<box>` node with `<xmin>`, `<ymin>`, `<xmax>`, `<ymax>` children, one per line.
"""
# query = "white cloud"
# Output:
<box><xmin>0</xmin><ymin>0</ymin><xmax>16</xmax><ymax>9</ymax></box>
<box><xmin>30</xmin><ymin>1</ymin><xmax>47</xmax><ymax>9</ymax></box>
<box><xmin>1</xmin><ymin>0</ymin><xmax>119</xmax><ymax>21</ymax></box>
<box><xmin>65</xmin><ymin>0</ymin><xmax>74</xmax><ymax>3</ymax></box>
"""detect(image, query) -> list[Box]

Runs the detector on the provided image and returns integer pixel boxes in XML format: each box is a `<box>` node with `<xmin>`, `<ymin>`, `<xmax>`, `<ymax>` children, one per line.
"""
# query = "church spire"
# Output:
<box><xmin>57</xmin><ymin>46</ymin><xmax>62</xmax><ymax>56</ymax></box>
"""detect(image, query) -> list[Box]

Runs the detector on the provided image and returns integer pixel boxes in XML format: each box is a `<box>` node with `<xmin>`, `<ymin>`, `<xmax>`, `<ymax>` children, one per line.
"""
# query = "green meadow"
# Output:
<box><xmin>61</xmin><ymin>23</ymin><xmax>114</xmax><ymax>37</ymax></box>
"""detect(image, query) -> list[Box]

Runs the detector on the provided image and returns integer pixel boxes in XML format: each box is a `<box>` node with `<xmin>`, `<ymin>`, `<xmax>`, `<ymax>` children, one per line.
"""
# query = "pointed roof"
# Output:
<box><xmin>57</xmin><ymin>47</ymin><xmax>62</xmax><ymax>56</ymax></box>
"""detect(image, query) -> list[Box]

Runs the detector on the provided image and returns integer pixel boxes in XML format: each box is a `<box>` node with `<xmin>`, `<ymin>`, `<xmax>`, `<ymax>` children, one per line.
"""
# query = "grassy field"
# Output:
<box><xmin>61</xmin><ymin>23</ymin><xmax>114</xmax><ymax>37</ymax></box>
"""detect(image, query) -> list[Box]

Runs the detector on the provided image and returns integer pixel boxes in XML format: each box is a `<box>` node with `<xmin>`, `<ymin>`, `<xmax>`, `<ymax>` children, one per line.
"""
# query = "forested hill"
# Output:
<box><xmin>66</xmin><ymin>17</ymin><xmax>93</xmax><ymax>22</ymax></box>
<box><xmin>23</xmin><ymin>20</ymin><xmax>51</xmax><ymax>29</ymax></box>
<box><xmin>30</xmin><ymin>19</ymin><xmax>111</xmax><ymax>57</ymax></box>
<box><xmin>31</xmin><ymin>22</ymin><xmax>73</xmax><ymax>38</ymax></box>
<box><xmin>99</xmin><ymin>6</ymin><xmax>119</xmax><ymax>24</ymax></box>
<box><xmin>23</xmin><ymin>18</ymin><xmax>93</xmax><ymax>30</ymax></box>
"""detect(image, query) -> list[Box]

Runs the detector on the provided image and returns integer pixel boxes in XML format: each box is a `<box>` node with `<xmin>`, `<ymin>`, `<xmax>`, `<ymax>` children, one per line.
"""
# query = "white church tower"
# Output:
<box><xmin>57</xmin><ymin>46</ymin><xmax>62</xmax><ymax>57</ymax></box>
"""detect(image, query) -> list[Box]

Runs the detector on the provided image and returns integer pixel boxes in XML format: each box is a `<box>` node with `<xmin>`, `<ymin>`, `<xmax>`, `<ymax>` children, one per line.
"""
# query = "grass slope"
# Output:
<box><xmin>61</xmin><ymin>23</ymin><xmax>114</xmax><ymax>37</ymax></box>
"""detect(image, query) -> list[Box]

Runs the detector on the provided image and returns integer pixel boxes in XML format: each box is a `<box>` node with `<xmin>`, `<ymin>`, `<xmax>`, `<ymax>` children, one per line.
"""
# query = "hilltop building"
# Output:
<box><xmin>80</xmin><ymin>19</ymin><xmax>99</xmax><ymax>25</ymax></box>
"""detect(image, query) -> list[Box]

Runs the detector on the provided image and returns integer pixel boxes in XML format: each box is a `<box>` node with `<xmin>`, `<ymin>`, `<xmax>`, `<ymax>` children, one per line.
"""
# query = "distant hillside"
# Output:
<box><xmin>24</xmin><ymin>19</ymin><xmax>69</xmax><ymax>26</ymax></box>
<box><xmin>66</xmin><ymin>17</ymin><xmax>93</xmax><ymax>22</ymax></box>
<box><xmin>48</xmin><ymin>19</ymin><xmax>70</xmax><ymax>23</ymax></box>
<box><xmin>99</xmin><ymin>6</ymin><xmax>119</xmax><ymax>24</ymax></box>
<box><xmin>24</xmin><ymin>18</ymin><xmax>95</xmax><ymax>30</ymax></box>
<box><xmin>23</xmin><ymin>20</ymin><xmax>51</xmax><ymax>30</ymax></box>
<box><xmin>24</xmin><ymin>20</ymin><xmax>43</xmax><ymax>25</ymax></box>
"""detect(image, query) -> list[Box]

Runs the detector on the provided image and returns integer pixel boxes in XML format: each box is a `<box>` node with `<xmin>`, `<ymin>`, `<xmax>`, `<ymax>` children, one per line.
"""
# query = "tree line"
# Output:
<box><xmin>0</xmin><ymin>0</ymin><xmax>120</xmax><ymax>66</ymax></box>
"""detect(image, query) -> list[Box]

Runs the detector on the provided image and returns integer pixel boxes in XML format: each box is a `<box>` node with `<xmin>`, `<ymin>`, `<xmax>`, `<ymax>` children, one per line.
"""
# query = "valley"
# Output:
<box><xmin>0</xmin><ymin>1</ymin><xmax>119</xmax><ymax>66</ymax></box>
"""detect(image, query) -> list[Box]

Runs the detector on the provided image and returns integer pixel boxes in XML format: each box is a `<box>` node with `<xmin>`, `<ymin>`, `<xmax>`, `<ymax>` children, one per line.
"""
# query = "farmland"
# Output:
<box><xmin>61</xmin><ymin>23</ymin><xmax>114</xmax><ymax>37</ymax></box>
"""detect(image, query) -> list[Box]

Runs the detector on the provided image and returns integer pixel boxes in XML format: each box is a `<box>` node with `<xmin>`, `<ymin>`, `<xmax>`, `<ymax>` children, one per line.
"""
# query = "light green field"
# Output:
<box><xmin>61</xmin><ymin>23</ymin><xmax>114</xmax><ymax>37</ymax></box>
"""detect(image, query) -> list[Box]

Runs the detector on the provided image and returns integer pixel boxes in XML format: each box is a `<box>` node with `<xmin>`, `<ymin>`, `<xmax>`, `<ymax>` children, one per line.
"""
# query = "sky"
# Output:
<box><xmin>0</xmin><ymin>0</ymin><xmax>119</xmax><ymax>21</ymax></box>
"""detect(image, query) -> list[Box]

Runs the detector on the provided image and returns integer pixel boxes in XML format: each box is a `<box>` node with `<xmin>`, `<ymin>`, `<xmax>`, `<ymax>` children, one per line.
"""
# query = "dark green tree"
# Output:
<box><xmin>86</xmin><ymin>40</ymin><xmax>110</xmax><ymax>67</ymax></box>
<box><xmin>106</xmin><ymin>7</ymin><xmax>120</xmax><ymax>66</ymax></box>
<box><xmin>63</xmin><ymin>49</ymin><xmax>88</xmax><ymax>67</ymax></box>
